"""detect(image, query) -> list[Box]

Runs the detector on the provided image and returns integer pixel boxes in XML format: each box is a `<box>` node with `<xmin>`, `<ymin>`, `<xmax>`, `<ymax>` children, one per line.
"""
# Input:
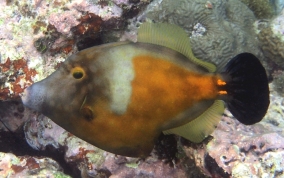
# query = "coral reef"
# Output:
<box><xmin>240</xmin><ymin>0</ymin><xmax>274</xmax><ymax>19</ymax></box>
<box><xmin>256</xmin><ymin>8</ymin><xmax>284</xmax><ymax>95</ymax></box>
<box><xmin>143</xmin><ymin>0</ymin><xmax>263</xmax><ymax>67</ymax></box>
<box><xmin>0</xmin><ymin>100</ymin><xmax>30</xmax><ymax>132</ymax></box>
<box><xmin>0</xmin><ymin>58</ymin><xmax>37</xmax><ymax>100</ymax></box>
<box><xmin>271</xmin><ymin>0</ymin><xmax>284</xmax><ymax>14</ymax></box>
<box><xmin>257</xmin><ymin>28</ymin><xmax>284</xmax><ymax>67</ymax></box>
<box><xmin>257</xmin><ymin>8</ymin><xmax>284</xmax><ymax>68</ymax></box>
<box><xmin>272</xmin><ymin>70</ymin><xmax>284</xmax><ymax>96</ymax></box>
<box><xmin>0</xmin><ymin>152</ymin><xmax>69</xmax><ymax>177</ymax></box>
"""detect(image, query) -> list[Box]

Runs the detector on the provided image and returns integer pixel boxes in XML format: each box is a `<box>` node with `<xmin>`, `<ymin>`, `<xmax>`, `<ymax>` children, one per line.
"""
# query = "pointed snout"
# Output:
<box><xmin>21</xmin><ymin>83</ymin><xmax>45</xmax><ymax>112</ymax></box>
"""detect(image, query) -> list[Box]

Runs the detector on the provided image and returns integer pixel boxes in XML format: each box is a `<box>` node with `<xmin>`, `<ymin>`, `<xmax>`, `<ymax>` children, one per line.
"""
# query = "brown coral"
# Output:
<box><xmin>72</xmin><ymin>13</ymin><xmax>103</xmax><ymax>37</ymax></box>
<box><xmin>258</xmin><ymin>27</ymin><xmax>284</xmax><ymax>67</ymax></box>
<box><xmin>239</xmin><ymin>0</ymin><xmax>274</xmax><ymax>19</ymax></box>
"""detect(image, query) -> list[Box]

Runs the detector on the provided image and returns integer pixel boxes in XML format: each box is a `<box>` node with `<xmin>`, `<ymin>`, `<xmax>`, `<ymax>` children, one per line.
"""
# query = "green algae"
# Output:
<box><xmin>86</xmin><ymin>151</ymin><xmax>105</xmax><ymax>167</ymax></box>
<box><xmin>126</xmin><ymin>161</ymin><xmax>140</xmax><ymax>169</ymax></box>
<box><xmin>54</xmin><ymin>172</ymin><xmax>72</xmax><ymax>178</ymax></box>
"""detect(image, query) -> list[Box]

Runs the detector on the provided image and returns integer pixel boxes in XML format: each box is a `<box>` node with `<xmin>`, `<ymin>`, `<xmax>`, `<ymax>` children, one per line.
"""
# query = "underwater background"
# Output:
<box><xmin>0</xmin><ymin>0</ymin><xmax>284</xmax><ymax>177</ymax></box>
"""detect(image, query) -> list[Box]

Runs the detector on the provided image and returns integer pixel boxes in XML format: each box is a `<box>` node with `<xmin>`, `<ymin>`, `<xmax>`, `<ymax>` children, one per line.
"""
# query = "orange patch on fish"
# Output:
<box><xmin>130</xmin><ymin>55</ymin><xmax>219</xmax><ymax>122</ymax></box>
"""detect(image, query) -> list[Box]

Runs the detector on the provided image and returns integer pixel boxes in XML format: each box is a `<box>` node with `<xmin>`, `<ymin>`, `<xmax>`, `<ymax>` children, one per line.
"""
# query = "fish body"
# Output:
<box><xmin>22</xmin><ymin>23</ymin><xmax>269</xmax><ymax>157</ymax></box>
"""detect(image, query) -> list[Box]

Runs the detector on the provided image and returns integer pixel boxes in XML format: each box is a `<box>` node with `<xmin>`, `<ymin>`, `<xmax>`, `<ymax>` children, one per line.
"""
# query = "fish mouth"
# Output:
<box><xmin>20</xmin><ymin>84</ymin><xmax>45</xmax><ymax>112</ymax></box>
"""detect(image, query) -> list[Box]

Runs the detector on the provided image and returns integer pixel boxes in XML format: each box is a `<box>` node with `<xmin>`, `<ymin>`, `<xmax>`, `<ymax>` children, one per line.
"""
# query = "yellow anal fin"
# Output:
<box><xmin>163</xmin><ymin>100</ymin><xmax>224</xmax><ymax>143</ymax></box>
<box><xmin>137</xmin><ymin>22</ymin><xmax>216</xmax><ymax>73</ymax></box>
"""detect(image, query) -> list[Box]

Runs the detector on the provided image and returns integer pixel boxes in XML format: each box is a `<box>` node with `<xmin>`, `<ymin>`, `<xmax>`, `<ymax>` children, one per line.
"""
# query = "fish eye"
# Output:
<box><xmin>71</xmin><ymin>67</ymin><xmax>85</xmax><ymax>79</ymax></box>
<box><xmin>73</xmin><ymin>71</ymin><xmax>83</xmax><ymax>79</ymax></box>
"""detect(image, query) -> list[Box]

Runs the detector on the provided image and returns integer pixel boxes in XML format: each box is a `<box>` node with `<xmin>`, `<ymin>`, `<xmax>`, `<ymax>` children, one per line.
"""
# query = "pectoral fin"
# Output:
<box><xmin>163</xmin><ymin>100</ymin><xmax>224</xmax><ymax>143</ymax></box>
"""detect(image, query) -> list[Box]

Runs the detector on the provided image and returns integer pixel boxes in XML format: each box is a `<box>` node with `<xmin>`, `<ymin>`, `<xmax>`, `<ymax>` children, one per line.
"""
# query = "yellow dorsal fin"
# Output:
<box><xmin>137</xmin><ymin>22</ymin><xmax>216</xmax><ymax>72</ymax></box>
<box><xmin>163</xmin><ymin>100</ymin><xmax>224</xmax><ymax>143</ymax></box>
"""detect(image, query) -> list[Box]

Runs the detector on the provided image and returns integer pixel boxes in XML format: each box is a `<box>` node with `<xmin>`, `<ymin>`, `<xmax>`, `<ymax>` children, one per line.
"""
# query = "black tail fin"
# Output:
<box><xmin>220</xmin><ymin>53</ymin><xmax>269</xmax><ymax>125</ymax></box>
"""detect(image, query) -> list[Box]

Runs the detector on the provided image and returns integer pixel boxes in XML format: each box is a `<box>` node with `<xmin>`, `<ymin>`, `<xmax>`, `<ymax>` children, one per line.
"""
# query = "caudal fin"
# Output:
<box><xmin>220</xmin><ymin>53</ymin><xmax>269</xmax><ymax>125</ymax></box>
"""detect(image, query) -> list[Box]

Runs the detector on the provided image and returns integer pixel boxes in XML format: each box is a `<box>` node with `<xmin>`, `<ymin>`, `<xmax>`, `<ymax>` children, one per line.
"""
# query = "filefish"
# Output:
<box><xmin>21</xmin><ymin>23</ymin><xmax>269</xmax><ymax>157</ymax></box>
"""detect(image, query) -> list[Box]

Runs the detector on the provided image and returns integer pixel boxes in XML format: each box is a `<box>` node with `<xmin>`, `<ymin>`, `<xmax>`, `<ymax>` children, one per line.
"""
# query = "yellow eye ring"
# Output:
<box><xmin>71</xmin><ymin>67</ymin><xmax>85</xmax><ymax>79</ymax></box>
